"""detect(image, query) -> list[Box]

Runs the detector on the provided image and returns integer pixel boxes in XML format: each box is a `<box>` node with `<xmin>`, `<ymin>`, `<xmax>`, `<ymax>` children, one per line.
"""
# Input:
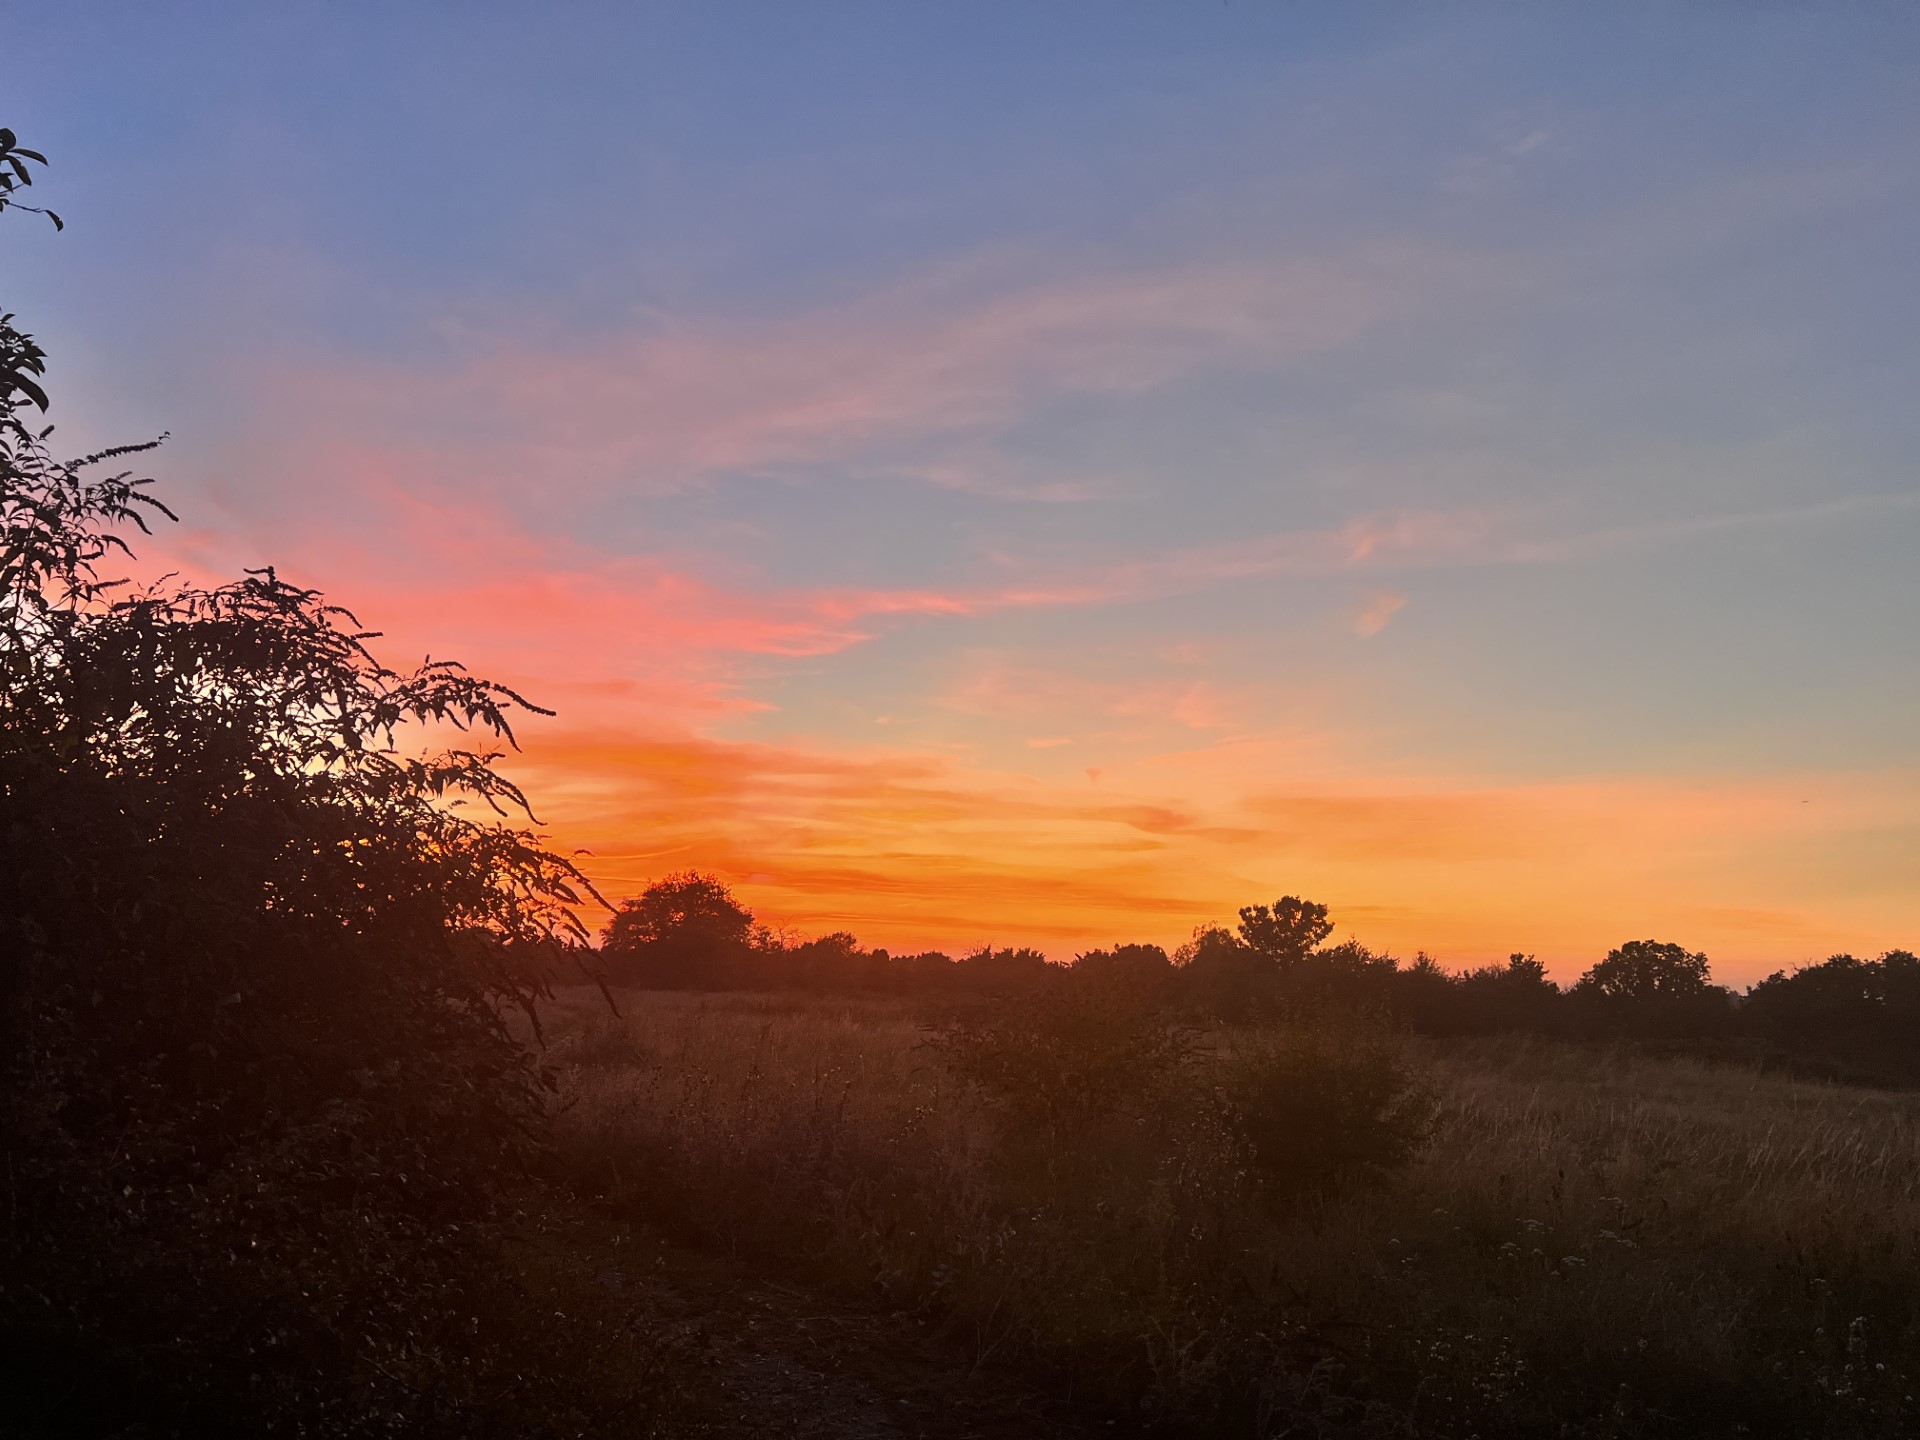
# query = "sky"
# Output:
<box><xmin>9</xmin><ymin>3</ymin><xmax>1920</xmax><ymax>981</ymax></box>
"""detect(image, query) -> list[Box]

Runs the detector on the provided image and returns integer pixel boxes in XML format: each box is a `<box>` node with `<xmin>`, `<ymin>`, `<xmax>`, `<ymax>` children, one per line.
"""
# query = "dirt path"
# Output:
<box><xmin>624</xmin><ymin>1238</ymin><xmax>1103</xmax><ymax>1439</ymax></box>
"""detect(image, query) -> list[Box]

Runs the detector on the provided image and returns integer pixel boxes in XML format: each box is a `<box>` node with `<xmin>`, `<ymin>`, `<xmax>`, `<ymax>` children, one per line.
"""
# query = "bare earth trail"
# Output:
<box><xmin>590</xmin><ymin>1232</ymin><xmax>1105</xmax><ymax>1439</ymax></box>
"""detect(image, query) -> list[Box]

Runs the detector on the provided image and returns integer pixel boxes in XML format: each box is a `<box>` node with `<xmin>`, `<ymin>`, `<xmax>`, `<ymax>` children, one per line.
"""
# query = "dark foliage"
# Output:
<box><xmin>1210</xmin><ymin>1023</ymin><xmax>1435</xmax><ymax>1206</ymax></box>
<box><xmin>1067</xmin><ymin>941</ymin><xmax>1176</xmax><ymax>997</ymax></box>
<box><xmin>1746</xmin><ymin>950</ymin><xmax>1920</xmax><ymax>1083</ymax></box>
<box><xmin>602</xmin><ymin>869</ymin><xmax>758</xmax><ymax>987</ymax></box>
<box><xmin>928</xmin><ymin>962</ymin><xmax>1195</xmax><ymax>1155</ymax></box>
<box><xmin>0</xmin><ymin>131</ymin><xmax>666</xmax><ymax>1436</ymax></box>
<box><xmin>1456</xmin><ymin>951</ymin><xmax>1564</xmax><ymax>1032</ymax></box>
<box><xmin>1236</xmin><ymin>894</ymin><xmax>1334</xmax><ymax>965</ymax></box>
<box><xmin>603</xmin><ymin>873</ymin><xmax>1920</xmax><ymax>1085</ymax></box>
<box><xmin>1570</xmin><ymin>938</ymin><xmax>1736</xmax><ymax>1039</ymax></box>
<box><xmin>0</xmin><ymin>127</ymin><xmax>61</xmax><ymax>231</ymax></box>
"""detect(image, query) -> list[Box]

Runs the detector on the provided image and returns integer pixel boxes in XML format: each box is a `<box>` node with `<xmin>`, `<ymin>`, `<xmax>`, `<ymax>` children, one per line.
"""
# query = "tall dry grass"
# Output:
<box><xmin>543</xmin><ymin>989</ymin><xmax>1920</xmax><ymax>1437</ymax></box>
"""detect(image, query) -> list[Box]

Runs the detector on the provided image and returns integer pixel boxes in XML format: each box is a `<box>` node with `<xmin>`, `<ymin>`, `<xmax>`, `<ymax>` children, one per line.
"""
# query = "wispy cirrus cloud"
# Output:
<box><xmin>1353</xmin><ymin>589</ymin><xmax>1408</xmax><ymax>636</ymax></box>
<box><xmin>244</xmin><ymin>242</ymin><xmax>1484</xmax><ymax>503</ymax></box>
<box><xmin>161</xmin><ymin>460</ymin><xmax>1920</xmax><ymax>756</ymax></box>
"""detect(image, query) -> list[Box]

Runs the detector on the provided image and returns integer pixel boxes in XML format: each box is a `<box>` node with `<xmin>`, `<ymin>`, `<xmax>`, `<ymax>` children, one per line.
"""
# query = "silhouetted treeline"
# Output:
<box><xmin>602</xmin><ymin>873</ymin><xmax>1920</xmax><ymax>1084</ymax></box>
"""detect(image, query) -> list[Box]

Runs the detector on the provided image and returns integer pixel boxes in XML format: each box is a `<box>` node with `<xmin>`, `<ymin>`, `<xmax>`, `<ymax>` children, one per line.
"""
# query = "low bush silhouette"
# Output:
<box><xmin>1208</xmin><ymin>1023</ymin><xmax>1435</xmax><ymax>1206</ymax></box>
<box><xmin>1454</xmin><ymin>951</ymin><xmax>1565</xmax><ymax>1033</ymax></box>
<box><xmin>1068</xmin><ymin>940</ymin><xmax>1177</xmax><ymax>993</ymax></box>
<box><xmin>929</xmin><ymin>964</ymin><xmax>1195</xmax><ymax>1160</ymax></box>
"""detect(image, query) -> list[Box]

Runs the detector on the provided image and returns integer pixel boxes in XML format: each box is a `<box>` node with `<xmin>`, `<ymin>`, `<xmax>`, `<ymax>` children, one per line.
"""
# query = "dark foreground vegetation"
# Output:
<box><xmin>1</xmin><ymin>132</ymin><xmax>676</xmax><ymax>1437</ymax></box>
<box><xmin>6</xmin><ymin>131</ymin><xmax>1919</xmax><ymax>1437</ymax></box>
<box><xmin>552</xmin><ymin>987</ymin><xmax>1920</xmax><ymax>1439</ymax></box>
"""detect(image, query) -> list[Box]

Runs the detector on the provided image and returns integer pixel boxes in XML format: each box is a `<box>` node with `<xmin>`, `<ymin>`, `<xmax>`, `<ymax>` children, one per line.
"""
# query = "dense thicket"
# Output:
<box><xmin>0</xmin><ymin>131</ymin><xmax>659</xmax><ymax>1437</ymax></box>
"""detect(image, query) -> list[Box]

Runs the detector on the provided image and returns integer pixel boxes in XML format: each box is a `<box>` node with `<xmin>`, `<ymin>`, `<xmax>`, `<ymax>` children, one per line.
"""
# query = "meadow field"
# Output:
<box><xmin>544</xmin><ymin>988</ymin><xmax>1920</xmax><ymax>1438</ymax></box>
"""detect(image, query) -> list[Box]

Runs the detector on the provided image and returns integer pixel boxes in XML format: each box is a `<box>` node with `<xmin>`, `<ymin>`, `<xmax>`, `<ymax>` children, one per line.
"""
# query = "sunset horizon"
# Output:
<box><xmin>17</xmin><ymin>3</ymin><xmax>1920</xmax><ymax>984</ymax></box>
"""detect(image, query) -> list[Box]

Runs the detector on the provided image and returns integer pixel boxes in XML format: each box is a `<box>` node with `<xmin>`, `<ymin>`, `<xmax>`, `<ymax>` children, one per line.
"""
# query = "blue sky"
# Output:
<box><xmin>10</xmin><ymin>3</ymin><xmax>1920</xmax><ymax>972</ymax></box>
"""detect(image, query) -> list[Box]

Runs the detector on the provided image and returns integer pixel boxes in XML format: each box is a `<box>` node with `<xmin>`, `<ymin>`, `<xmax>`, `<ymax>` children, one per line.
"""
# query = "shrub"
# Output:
<box><xmin>602</xmin><ymin>870</ymin><xmax>757</xmax><ymax>988</ymax></box>
<box><xmin>1069</xmin><ymin>941</ymin><xmax>1177</xmax><ymax>996</ymax></box>
<box><xmin>1175</xmin><ymin>924</ymin><xmax>1271</xmax><ymax>1021</ymax></box>
<box><xmin>928</xmin><ymin>967</ymin><xmax>1192</xmax><ymax>1157</ymax></box>
<box><xmin>0</xmin><ymin>128</ymin><xmax>651</xmax><ymax>1435</ymax></box>
<box><xmin>1207</xmin><ymin>1023</ymin><xmax>1433</xmax><ymax>1206</ymax></box>
<box><xmin>952</xmin><ymin>943</ymin><xmax>1053</xmax><ymax>993</ymax></box>
<box><xmin>1453</xmin><ymin>950</ymin><xmax>1564</xmax><ymax>1033</ymax></box>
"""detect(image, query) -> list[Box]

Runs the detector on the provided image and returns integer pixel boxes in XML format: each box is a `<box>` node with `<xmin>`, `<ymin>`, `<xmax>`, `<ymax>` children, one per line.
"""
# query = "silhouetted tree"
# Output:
<box><xmin>1288</xmin><ymin>936</ymin><xmax>1400</xmax><ymax>1016</ymax></box>
<box><xmin>777</xmin><ymin>929</ymin><xmax>885</xmax><ymax>990</ymax></box>
<box><xmin>1391</xmin><ymin>950</ymin><xmax>1467</xmax><ymax>1032</ymax></box>
<box><xmin>955</xmin><ymin>943</ymin><xmax>1054</xmax><ymax>992</ymax></box>
<box><xmin>1237</xmin><ymin>895</ymin><xmax>1335</xmax><ymax>968</ymax></box>
<box><xmin>602</xmin><ymin>870</ymin><xmax>757</xmax><ymax>987</ymax></box>
<box><xmin>1454</xmin><ymin>952</ymin><xmax>1564</xmax><ymax>1034</ymax></box>
<box><xmin>886</xmin><ymin>948</ymin><xmax>958</xmax><ymax>992</ymax></box>
<box><xmin>1745</xmin><ymin>950</ymin><xmax>1920</xmax><ymax>1080</ymax></box>
<box><xmin>1176</xmin><ymin>923</ymin><xmax>1269</xmax><ymax>1020</ymax></box>
<box><xmin>1578</xmin><ymin>939</ymin><xmax>1712</xmax><ymax>1002</ymax></box>
<box><xmin>1574</xmin><ymin>939</ymin><xmax>1730</xmax><ymax>1037</ymax></box>
<box><xmin>1071</xmin><ymin>942</ymin><xmax>1176</xmax><ymax>999</ymax></box>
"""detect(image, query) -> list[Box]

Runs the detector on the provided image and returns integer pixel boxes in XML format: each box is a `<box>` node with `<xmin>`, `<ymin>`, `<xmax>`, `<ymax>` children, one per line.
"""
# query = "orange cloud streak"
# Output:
<box><xmin>498</xmin><ymin>721</ymin><xmax>1920</xmax><ymax>986</ymax></box>
<box><xmin>134</xmin><ymin>471</ymin><xmax>1920</xmax><ymax>990</ymax></box>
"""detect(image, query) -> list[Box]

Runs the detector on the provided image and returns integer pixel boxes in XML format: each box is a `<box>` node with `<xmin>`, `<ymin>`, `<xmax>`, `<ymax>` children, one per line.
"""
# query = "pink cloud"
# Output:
<box><xmin>1353</xmin><ymin>589</ymin><xmax>1408</xmax><ymax>636</ymax></box>
<box><xmin>236</xmin><ymin>243</ymin><xmax>1472</xmax><ymax>504</ymax></box>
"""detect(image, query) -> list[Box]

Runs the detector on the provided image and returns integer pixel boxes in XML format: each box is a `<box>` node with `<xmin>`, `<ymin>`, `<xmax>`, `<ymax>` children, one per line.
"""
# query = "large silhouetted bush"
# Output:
<box><xmin>1068</xmin><ymin>941</ymin><xmax>1177</xmax><ymax>1000</ymax></box>
<box><xmin>1572</xmin><ymin>938</ymin><xmax>1735</xmax><ymax>1038</ymax></box>
<box><xmin>602</xmin><ymin>869</ymin><xmax>759</xmax><ymax>987</ymax></box>
<box><xmin>1209</xmin><ymin>1024</ymin><xmax>1435</xmax><ymax>1207</ymax></box>
<box><xmin>1746</xmin><ymin>950</ymin><xmax>1920</xmax><ymax>1082</ymax></box>
<box><xmin>1455</xmin><ymin>952</ymin><xmax>1563</xmax><ymax>1032</ymax></box>
<box><xmin>1175</xmin><ymin>923</ymin><xmax>1273</xmax><ymax>1020</ymax></box>
<box><xmin>0</xmin><ymin>132</ymin><xmax>662</xmax><ymax>1436</ymax></box>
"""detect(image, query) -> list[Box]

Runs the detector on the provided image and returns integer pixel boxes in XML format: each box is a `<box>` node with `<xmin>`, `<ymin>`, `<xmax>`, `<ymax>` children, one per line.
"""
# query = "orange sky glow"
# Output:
<box><xmin>25</xmin><ymin>7</ymin><xmax>1920</xmax><ymax>987</ymax></box>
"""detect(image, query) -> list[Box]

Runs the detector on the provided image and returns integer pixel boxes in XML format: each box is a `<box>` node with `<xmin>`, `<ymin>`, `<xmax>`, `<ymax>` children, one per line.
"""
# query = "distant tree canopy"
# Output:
<box><xmin>603</xmin><ymin>870</ymin><xmax>758</xmax><ymax>986</ymax></box>
<box><xmin>589</xmin><ymin>875</ymin><xmax>1917</xmax><ymax>1082</ymax></box>
<box><xmin>589</xmin><ymin>875</ymin><xmax>1920</xmax><ymax>1081</ymax></box>
<box><xmin>1070</xmin><ymin>942</ymin><xmax>1176</xmax><ymax>993</ymax></box>
<box><xmin>958</xmin><ymin>944</ymin><xmax>1052</xmax><ymax>989</ymax></box>
<box><xmin>1746</xmin><ymin>950</ymin><xmax>1920</xmax><ymax>1064</ymax></box>
<box><xmin>1576</xmin><ymin>939</ymin><xmax>1716</xmax><ymax>1003</ymax></box>
<box><xmin>1238</xmin><ymin>895</ymin><xmax>1335</xmax><ymax>966</ymax></box>
<box><xmin>1455</xmin><ymin>953</ymin><xmax>1562</xmax><ymax>1031</ymax></box>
